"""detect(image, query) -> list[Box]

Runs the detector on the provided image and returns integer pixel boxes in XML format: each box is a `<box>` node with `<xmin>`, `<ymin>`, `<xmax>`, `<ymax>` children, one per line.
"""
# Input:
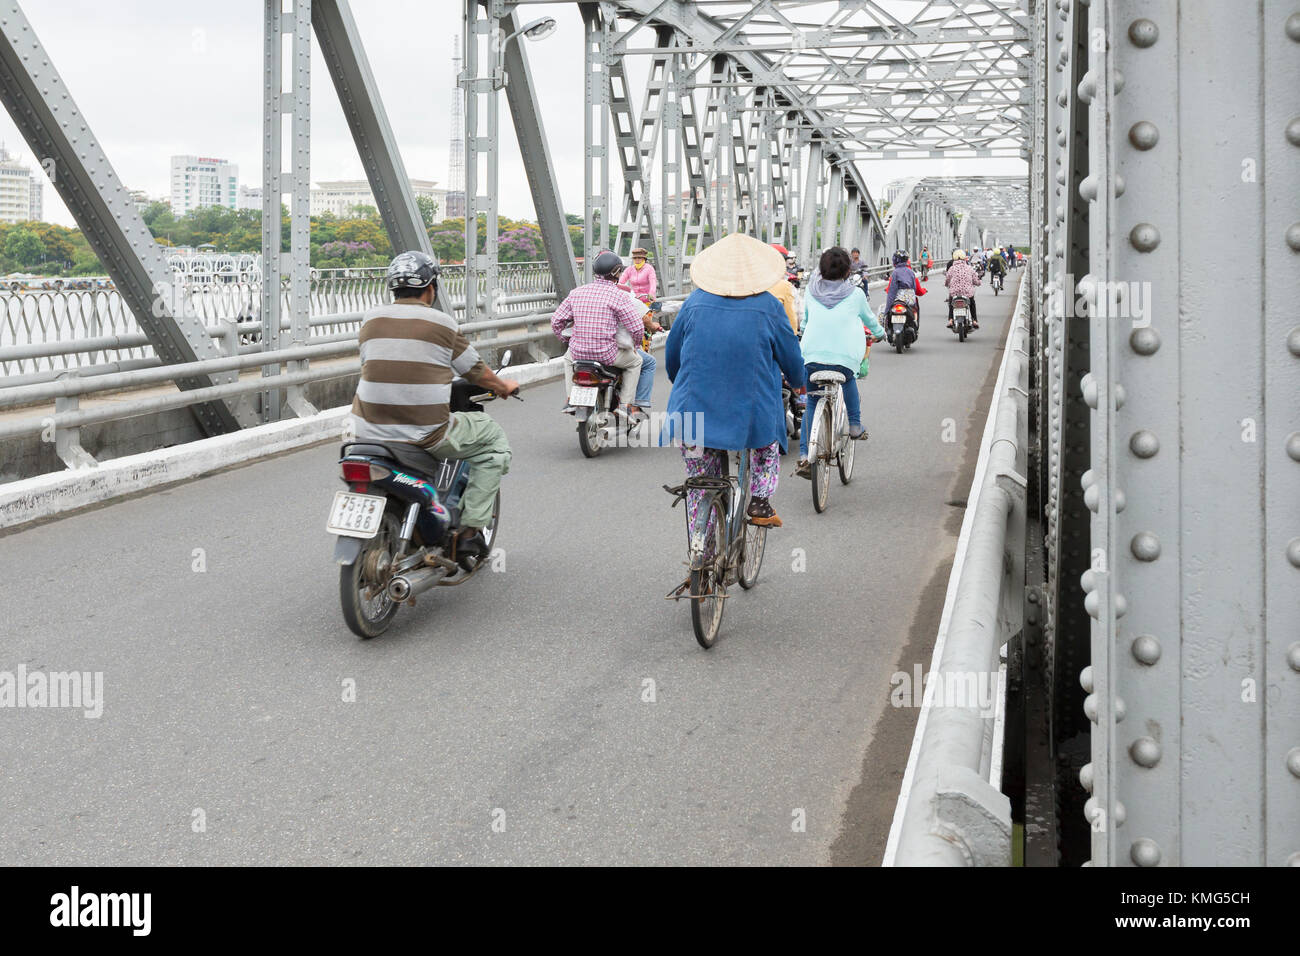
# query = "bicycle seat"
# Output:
<box><xmin>809</xmin><ymin>370</ymin><xmax>846</xmax><ymax>384</ymax></box>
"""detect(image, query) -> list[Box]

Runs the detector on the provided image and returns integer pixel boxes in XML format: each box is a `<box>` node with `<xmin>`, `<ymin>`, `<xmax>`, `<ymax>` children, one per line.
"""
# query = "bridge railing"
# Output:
<box><xmin>883</xmin><ymin>274</ymin><xmax>1029</xmax><ymax>866</ymax></box>
<box><xmin>0</xmin><ymin>261</ymin><xmax>557</xmax><ymax>383</ymax></box>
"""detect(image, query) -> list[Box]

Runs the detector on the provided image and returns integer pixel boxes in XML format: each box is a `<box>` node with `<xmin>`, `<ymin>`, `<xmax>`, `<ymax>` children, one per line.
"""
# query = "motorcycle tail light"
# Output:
<box><xmin>892</xmin><ymin>304</ymin><xmax>906</xmax><ymax>313</ymax></box>
<box><xmin>574</xmin><ymin>370</ymin><xmax>602</xmax><ymax>386</ymax></box>
<box><xmin>341</xmin><ymin>461</ymin><xmax>390</xmax><ymax>483</ymax></box>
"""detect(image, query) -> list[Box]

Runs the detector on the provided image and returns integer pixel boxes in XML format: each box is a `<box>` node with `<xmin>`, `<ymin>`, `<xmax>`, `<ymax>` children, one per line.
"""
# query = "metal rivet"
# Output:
<box><xmin>1079</xmin><ymin>175</ymin><xmax>1098</xmax><ymax>201</ymax></box>
<box><xmin>1080</xmin><ymin>666</ymin><xmax>1094</xmax><ymax>693</ymax></box>
<box><xmin>1289</xmin><ymin>326</ymin><xmax>1300</xmax><ymax>357</ymax></box>
<box><xmin>1129</xmin><ymin>222</ymin><xmax>1160</xmax><ymax>252</ymax></box>
<box><xmin>1131</xmin><ymin>736</ymin><xmax>1161</xmax><ymax>767</ymax></box>
<box><xmin>1287</xmin><ymin>642</ymin><xmax>1300</xmax><ymax>672</ymax></box>
<box><xmin>1131</xmin><ymin>838</ymin><xmax>1161</xmax><ymax>866</ymax></box>
<box><xmin>1081</xmin><ymin>468</ymin><xmax>1096</xmax><ymax>489</ymax></box>
<box><xmin>1080</xmin><ymin>763</ymin><xmax>1094</xmax><ymax>793</ymax></box>
<box><xmin>1114</xmin><ymin>695</ymin><xmax>1126</xmax><ymax>720</ymax></box>
<box><xmin>1288</xmin><ymin>12</ymin><xmax>1300</xmax><ymax>41</ymax></box>
<box><xmin>1133</xmin><ymin>634</ymin><xmax>1161</xmax><ymax>665</ymax></box>
<box><xmin>1114</xmin><ymin>174</ymin><xmax>1126</xmax><ymax>196</ymax></box>
<box><xmin>1129</xmin><ymin>121</ymin><xmax>1159</xmax><ymax>150</ymax></box>
<box><xmin>1078</xmin><ymin>73</ymin><xmax>1096</xmax><ymax>103</ymax></box>
<box><xmin>1130</xmin><ymin>429</ymin><xmax>1160</xmax><ymax>458</ymax></box>
<box><xmin>1288</xmin><ymin>222</ymin><xmax>1300</xmax><ymax>252</ymax></box>
<box><xmin>1289</xmin><ymin>537</ymin><xmax>1300</xmax><ymax>568</ymax></box>
<box><xmin>1081</xmin><ymin>569</ymin><xmax>1096</xmax><ymax>593</ymax></box>
<box><xmin>1114</xmin><ymin>384</ymin><xmax>1127</xmax><ymax>409</ymax></box>
<box><xmin>1131</xmin><ymin>326</ymin><xmax>1161</xmax><ymax>354</ymax></box>
<box><xmin>1285</xmin><ymin>432</ymin><xmax>1300</xmax><ymax>462</ymax></box>
<box><xmin>1287</xmin><ymin>117</ymin><xmax>1300</xmax><ymax>147</ymax></box>
<box><xmin>1129</xmin><ymin>18</ymin><xmax>1159</xmax><ymax>47</ymax></box>
<box><xmin>1132</xmin><ymin>532</ymin><xmax>1161</xmax><ymax>561</ymax></box>
<box><xmin>1084</xmin><ymin>694</ymin><xmax>1098</xmax><ymax>721</ymax></box>
<box><xmin>1288</xmin><ymin>748</ymin><xmax>1300</xmax><ymax>778</ymax></box>
<box><xmin>1081</xmin><ymin>373</ymin><xmax>1098</xmax><ymax>407</ymax></box>
<box><xmin>1113</xmin><ymin>68</ymin><xmax>1124</xmax><ymax>94</ymax></box>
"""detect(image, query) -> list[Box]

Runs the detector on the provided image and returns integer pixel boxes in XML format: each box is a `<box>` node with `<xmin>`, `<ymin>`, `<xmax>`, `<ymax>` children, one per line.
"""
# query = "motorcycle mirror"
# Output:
<box><xmin>499</xmin><ymin>349</ymin><xmax>513</xmax><ymax>369</ymax></box>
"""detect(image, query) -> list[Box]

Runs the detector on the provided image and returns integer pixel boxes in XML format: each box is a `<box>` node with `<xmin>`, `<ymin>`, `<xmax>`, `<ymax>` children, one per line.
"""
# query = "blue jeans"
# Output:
<box><xmin>634</xmin><ymin>348</ymin><xmax>655</xmax><ymax>406</ymax></box>
<box><xmin>799</xmin><ymin>362</ymin><xmax>860</xmax><ymax>458</ymax></box>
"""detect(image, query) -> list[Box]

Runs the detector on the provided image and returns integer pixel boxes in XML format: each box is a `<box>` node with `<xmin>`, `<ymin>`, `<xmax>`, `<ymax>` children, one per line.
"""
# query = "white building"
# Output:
<box><xmin>0</xmin><ymin>146</ymin><xmax>42</xmax><ymax>224</ymax></box>
<box><xmin>236</xmin><ymin>185</ymin><xmax>262</xmax><ymax>212</ymax></box>
<box><xmin>310</xmin><ymin>178</ymin><xmax>446</xmax><ymax>221</ymax></box>
<box><xmin>170</xmin><ymin>155</ymin><xmax>239</xmax><ymax>215</ymax></box>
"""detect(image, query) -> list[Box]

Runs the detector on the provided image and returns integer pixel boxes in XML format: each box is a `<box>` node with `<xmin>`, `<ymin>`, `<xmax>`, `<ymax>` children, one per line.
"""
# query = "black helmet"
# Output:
<box><xmin>387</xmin><ymin>250</ymin><xmax>439</xmax><ymax>291</ymax></box>
<box><xmin>893</xmin><ymin>249</ymin><xmax>909</xmax><ymax>266</ymax></box>
<box><xmin>592</xmin><ymin>250</ymin><xmax>624</xmax><ymax>280</ymax></box>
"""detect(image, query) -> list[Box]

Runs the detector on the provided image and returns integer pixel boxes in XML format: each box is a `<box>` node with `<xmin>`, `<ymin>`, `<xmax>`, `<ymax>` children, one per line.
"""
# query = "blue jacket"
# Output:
<box><xmin>662</xmin><ymin>289</ymin><xmax>806</xmax><ymax>453</ymax></box>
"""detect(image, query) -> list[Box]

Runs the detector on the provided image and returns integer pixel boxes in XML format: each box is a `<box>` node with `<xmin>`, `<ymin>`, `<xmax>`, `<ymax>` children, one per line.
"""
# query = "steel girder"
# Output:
<box><xmin>0</xmin><ymin>1</ymin><xmax>256</xmax><ymax>435</ymax></box>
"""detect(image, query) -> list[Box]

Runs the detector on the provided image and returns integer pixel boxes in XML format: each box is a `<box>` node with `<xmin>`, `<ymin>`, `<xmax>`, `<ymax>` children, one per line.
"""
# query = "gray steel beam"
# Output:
<box><xmin>0</xmin><ymin>1</ymin><xmax>253</xmax><ymax>435</ymax></box>
<box><xmin>312</xmin><ymin>0</ymin><xmax>454</xmax><ymax>314</ymax></box>
<box><xmin>497</xmin><ymin>5</ymin><xmax>580</xmax><ymax>300</ymax></box>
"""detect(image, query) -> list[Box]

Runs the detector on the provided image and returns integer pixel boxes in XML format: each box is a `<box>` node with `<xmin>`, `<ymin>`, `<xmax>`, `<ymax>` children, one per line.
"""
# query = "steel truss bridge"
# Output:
<box><xmin>0</xmin><ymin>0</ymin><xmax>1295</xmax><ymax>867</ymax></box>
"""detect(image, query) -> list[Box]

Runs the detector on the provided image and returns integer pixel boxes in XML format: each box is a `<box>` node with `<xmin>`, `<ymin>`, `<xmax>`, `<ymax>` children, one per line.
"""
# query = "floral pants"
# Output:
<box><xmin>681</xmin><ymin>443</ymin><xmax>781</xmax><ymax>557</ymax></box>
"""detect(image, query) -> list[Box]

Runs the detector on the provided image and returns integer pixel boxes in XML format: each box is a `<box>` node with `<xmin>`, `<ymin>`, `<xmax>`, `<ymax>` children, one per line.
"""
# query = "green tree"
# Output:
<box><xmin>4</xmin><ymin>227</ymin><xmax>45</xmax><ymax>267</ymax></box>
<box><xmin>416</xmin><ymin>194</ymin><xmax>439</xmax><ymax>229</ymax></box>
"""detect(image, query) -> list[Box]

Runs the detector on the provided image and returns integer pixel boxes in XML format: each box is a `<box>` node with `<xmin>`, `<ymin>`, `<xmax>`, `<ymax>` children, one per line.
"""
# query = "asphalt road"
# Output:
<box><xmin>0</xmin><ymin>275</ymin><xmax>1020</xmax><ymax>865</ymax></box>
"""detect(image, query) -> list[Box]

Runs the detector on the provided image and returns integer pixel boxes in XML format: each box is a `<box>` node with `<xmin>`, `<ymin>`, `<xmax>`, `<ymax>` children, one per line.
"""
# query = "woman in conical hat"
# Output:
<box><xmin>661</xmin><ymin>232</ymin><xmax>806</xmax><ymax>532</ymax></box>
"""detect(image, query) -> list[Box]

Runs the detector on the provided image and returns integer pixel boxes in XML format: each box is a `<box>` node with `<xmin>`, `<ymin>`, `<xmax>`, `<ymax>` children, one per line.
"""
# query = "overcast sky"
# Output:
<box><xmin>2</xmin><ymin>0</ymin><xmax>1025</xmax><ymax>230</ymax></box>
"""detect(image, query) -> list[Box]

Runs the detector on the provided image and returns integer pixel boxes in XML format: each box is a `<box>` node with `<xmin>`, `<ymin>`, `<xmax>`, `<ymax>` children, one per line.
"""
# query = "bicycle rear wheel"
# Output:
<box><xmin>690</xmin><ymin>497</ymin><xmax>728</xmax><ymax>648</ymax></box>
<box><xmin>811</xmin><ymin>403</ymin><xmax>832</xmax><ymax>513</ymax></box>
<box><xmin>738</xmin><ymin>521</ymin><xmax>766</xmax><ymax>589</ymax></box>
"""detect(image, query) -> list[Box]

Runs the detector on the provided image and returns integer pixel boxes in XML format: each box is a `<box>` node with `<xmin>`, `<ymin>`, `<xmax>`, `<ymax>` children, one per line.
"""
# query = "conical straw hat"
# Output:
<box><xmin>689</xmin><ymin>232</ymin><xmax>786</xmax><ymax>297</ymax></box>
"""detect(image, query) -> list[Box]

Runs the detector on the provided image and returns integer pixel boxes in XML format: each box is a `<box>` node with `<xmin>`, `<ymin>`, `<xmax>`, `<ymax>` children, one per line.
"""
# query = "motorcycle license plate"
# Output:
<box><xmin>326</xmin><ymin>490</ymin><xmax>387</xmax><ymax>539</ymax></box>
<box><xmin>569</xmin><ymin>385</ymin><xmax>598</xmax><ymax>407</ymax></box>
<box><xmin>955</xmin><ymin>309</ymin><xmax>967</xmax><ymax>319</ymax></box>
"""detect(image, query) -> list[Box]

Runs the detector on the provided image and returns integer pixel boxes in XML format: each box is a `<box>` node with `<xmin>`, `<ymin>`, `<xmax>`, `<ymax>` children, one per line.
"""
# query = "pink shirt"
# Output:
<box><xmin>623</xmin><ymin>262</ymin><xmax>657</xmax><ymax>301</ymax></box>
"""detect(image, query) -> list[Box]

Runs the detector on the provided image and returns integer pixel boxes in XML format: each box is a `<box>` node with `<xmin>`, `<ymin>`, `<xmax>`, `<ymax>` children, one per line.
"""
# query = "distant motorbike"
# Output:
<box><xmin>950</xmin><ymin>296</ymin><xmax>973</xmax><ymax>342</ymax></box>
<box><xmin>564</xmin><ymin>357</ymin><xmax>647</xmax><ymax>458</ymax></box>
<box><xmin>330</xmin><ymin>352</ymin><xmax>523</xmax><ymax>639</ymax></box>
<box><xmin>991</xmin><ymin>270</ymin><xmax>1005</xmax><ymax>295</ymax></box>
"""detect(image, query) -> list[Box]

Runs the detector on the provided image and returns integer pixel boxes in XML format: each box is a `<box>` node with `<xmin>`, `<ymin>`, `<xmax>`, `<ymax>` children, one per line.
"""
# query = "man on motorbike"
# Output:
<box><xmin>944</xmin><ymin>249</ymin><xmax>981</xmax><ymax>330</ymax></box>
<box><xmin>988</xmin><ymin>247</ymin><xmax>1008</xmax><ymax>289</ymax></box>
<box><xmin>553</xmin><ymin>250</ymin><xmax>660</xmax><ymax>419</ymax></box>
<box><xmin>350</xmin><ymin>251</ymin><xmax>519</xmax><ymax>563</ymax></box>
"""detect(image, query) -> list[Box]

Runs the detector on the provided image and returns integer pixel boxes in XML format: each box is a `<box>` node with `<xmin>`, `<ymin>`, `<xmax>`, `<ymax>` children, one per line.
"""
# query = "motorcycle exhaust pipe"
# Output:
<box><xmin>387</xmin><ymin>566</ymin><xmax>445</xmax><ymax>602</ymax></box>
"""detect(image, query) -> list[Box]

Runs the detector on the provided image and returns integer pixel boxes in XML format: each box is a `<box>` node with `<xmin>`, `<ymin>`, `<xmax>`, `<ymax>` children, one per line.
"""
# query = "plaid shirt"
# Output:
<box><xmin>944</xmin><ymin>261</ymin><xmax>981</xmax><ymax>298</ymax></box>
<box><xmin>551</xmin><ymin>279</ymin><xmax>645</xmax><ymax>364</ymax></box>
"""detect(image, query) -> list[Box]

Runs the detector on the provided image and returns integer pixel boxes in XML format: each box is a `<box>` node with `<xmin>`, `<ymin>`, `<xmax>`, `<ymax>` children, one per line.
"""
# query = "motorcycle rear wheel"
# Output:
<box><xmin>577</xmin><ymin>410</ymin><xmax>604</xmax><ymax>458</ymax></box>
<box><xmin>340</xmin><ymin>511</ymin><xmax>402</xmax><ymax>639</ymax></box>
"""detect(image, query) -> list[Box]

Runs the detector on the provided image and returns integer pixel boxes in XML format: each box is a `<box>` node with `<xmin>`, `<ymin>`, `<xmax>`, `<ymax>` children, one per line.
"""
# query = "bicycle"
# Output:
<box><xmin>805</xmin><ymin>369</ymin><xmax>856</xmax><ymax>513</ymax></box>
<box><xmin>664</xmin><ymin>448</ymin><xmax>767</xmax><ymax>648</ymax></box>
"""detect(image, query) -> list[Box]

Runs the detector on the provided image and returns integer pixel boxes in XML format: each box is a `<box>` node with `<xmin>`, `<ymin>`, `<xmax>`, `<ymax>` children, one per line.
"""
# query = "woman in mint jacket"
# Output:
<box><xmin>796</xmin><ymin>246</ymin><xmax>887</xmax><ymax>477</ymax></box>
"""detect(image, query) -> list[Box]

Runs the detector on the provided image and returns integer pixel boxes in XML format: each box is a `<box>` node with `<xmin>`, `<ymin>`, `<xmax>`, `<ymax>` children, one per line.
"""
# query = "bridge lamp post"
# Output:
<box><xmin>492</xmin><ymin>17</ymin><xmax>556</xmax><ymax>91</ymax></box>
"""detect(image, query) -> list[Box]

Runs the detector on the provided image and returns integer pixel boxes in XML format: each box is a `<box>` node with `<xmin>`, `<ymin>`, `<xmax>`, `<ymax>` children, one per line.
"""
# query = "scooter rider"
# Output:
<box><xmin>988</xmin><ymin>247</ymin><xmax>1008</xmax><ymax>289</ymax></box>
<box><xmin>553</xmin><ymin>250</ymin><xmax>660</xmax><ymax>419</ymax></box>
<box><xmin>350</xmin><ymin>251</ymin><xmax>519</xmax><ymax>564</ymax></box>
<box><xmin>882</xmin><ymin>249</ymin><xmax>925</xmax><ymax>340</ymax></box>
<box><xmin>945</xmin><ymin>249</ymin><xmax>981</xmax><ymax>330</ymax></box>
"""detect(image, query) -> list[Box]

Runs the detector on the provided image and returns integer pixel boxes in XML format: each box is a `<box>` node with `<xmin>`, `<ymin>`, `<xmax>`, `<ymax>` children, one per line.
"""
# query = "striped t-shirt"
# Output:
<box><xmin>349</xmin><ymin>301</ymin><xmax>486</xmax><ymax>448</ymax></box>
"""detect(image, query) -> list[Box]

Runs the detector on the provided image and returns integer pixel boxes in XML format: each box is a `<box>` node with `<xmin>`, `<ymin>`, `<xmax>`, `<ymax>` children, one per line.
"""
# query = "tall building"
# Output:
<box><xmin>445</xmin><ymin>35</ymin><xmax>466</xmax><ymax>218</ymax></box>
<box><xmin>170</xmin><ymin>155</ymin><xmax>239</xmax><ymax>215</ymax></box>
<box><xmin>310</xmin><ymin>179</ymin><xmax>446</xmax><ymax>221</ymax></box>
<box><xmin>236</xmin><ymin>185</ymin><xmax>262</xmax><ymax>212</ymax></box>
<box><xmin>0</xmin><ymin>145</ymin><xmax>42</xmax><ymax>224</ymax></box>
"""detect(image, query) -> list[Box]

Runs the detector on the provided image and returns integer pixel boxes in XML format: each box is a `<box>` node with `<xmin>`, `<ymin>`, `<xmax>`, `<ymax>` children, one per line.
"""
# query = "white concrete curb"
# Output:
<box><xmin>0</xmin><ymin>337</ymin><xmax>669</xmax><ymax>531</ymax></box>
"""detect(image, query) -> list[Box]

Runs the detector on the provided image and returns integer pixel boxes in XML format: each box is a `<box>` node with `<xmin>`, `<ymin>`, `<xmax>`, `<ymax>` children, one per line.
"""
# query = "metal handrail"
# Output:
<box><xmin>883</xmin><ymin>274</ymin><xmax>1029</xmax><ymax>867</ymax></box>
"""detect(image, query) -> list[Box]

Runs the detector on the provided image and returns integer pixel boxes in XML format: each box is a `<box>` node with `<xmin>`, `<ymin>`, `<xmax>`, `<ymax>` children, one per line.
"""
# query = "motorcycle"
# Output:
<box><xmin>781</xmin><ymin>376</ymin><xmax>806</xmax><ymax>448</ymax></box>
<box><xmin>565</xmin><ymin>356</ymin><xmax>648</xmax><ymax>458</ymax></box>
<box><xmin>886</xmin><ymin>297</ymin><xmax>919</xmax><ymax>353</ymax></box>
<box><xmin>991</xmin><ymin>270</ymin><xmax>1004</xmax><ymax>295</ymax></box>
<box><xmin>330</xmin><ymin>351</ymin><xmax>523</xmax><ymax>639</ymax></box>
<box><xmin>950</xmin><ymin>296</ymin><xmax>973</xmax><ymax>342</ymax></box>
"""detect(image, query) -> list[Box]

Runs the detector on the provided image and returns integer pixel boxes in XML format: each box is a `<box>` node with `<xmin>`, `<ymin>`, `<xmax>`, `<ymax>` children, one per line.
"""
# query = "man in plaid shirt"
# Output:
<box><xmin>552</xmin><ymin>251</ymin><xmax>659</xmax><ymax>416</ymax></box>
